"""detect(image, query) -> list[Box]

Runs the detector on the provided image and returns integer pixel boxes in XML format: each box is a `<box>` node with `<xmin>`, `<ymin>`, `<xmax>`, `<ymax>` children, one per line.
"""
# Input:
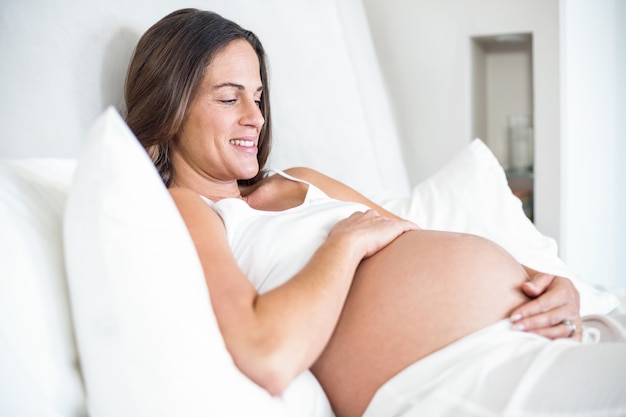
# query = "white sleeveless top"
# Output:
<box><xmin>201</xmin><ymin>170</ymin><xmax>369</xmax><ymax>294</ymax></box>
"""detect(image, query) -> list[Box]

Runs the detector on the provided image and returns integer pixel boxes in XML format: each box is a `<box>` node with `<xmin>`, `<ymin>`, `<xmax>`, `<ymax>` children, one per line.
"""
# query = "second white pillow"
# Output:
<box><xmin>382</xmin><ymin>139</ymin><xmax>619</xmax><ymax>316</ymax></box>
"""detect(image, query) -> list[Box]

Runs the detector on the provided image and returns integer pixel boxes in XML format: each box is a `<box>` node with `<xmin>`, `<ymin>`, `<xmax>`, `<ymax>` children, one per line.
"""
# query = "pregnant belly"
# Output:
<box><xmin>311</xmin><ymin>229</ymin><xmax>530</xmax><ymax>417</ymax></box>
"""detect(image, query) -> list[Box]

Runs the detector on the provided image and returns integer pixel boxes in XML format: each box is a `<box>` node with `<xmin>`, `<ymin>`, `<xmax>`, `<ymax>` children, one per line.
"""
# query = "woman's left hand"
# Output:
<box><xmin>509</xmin><ymin>272</ymin><xmax>582</xmax><ymax>341</ymax></box>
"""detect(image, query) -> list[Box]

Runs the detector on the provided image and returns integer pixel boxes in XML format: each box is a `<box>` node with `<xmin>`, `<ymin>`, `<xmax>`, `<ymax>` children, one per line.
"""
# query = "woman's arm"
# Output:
<box><xmin>169</xmin><ymin>187</ymin><xmax>417</xmax><ymax>395</ymax></box>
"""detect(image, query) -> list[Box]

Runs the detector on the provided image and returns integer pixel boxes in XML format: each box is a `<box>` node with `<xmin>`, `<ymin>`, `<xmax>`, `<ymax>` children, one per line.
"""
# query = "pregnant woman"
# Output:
<box><xmin>124</xmin><ymin>8</ymin><xmax>625</xmax><ymax>417</ymax></box>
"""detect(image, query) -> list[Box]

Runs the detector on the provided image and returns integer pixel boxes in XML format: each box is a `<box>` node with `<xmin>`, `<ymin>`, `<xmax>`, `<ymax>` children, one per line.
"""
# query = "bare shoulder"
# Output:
<box><xmin>284</xmin><ymin>166</ymin><xmax>361</xmax><ymax>197</ymax></box>
<box><xmin>282</xmin><ymin>167</ymin><xmax>342</xmax><ymax>190</ymax></box>
<box><xmin>168</xmin><ymin>186</ymin><xmax>201</xmax><ymax>198</ymax></box>
<box><xmin>166</xmin><ymin>187</ymin><xmax>239</xmax><ymax>279</ymax></box>
<box><xmin>168</xmin><ymin>186</ymin><xmax>213</xmax><ymax>206</ymax></box>
<box><xmin>282</xmin><ymin>167</ymin><xmax>405</xmax><ymax>220</ymax></box>
<box><xmin>282</xmin><ymin>166</ymin><xmax>324</xmax><ymax>180</ymax></box>
<box><xmin>167</xmin><ymin>187</ymin><xmax>224</xmax><ymax>229</ymax></box>
<box><xmin>168</xmin><ymin>186</ymin><xmax>207</xmax><ymax>212</ymax></box>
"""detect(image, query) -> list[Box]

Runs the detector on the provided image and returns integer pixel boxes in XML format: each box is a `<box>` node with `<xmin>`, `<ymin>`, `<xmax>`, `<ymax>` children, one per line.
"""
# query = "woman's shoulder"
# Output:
<box><xmin>281</xmin><ymin>166</ymin><xmax>323</xmax><ymax>181</ymax></box>
<box><xmin>168</xmin><ymin>186</ymin><xmax>210</xmax><ymax>204</ymax></box>
<box><xmin>281</xmin><ymin>167</ymin><xmax>349</xmax><ymax>198</ymax></box>
<box><xmin>280</xmin><ymin>167</ymin><xmax>338</xmax><ymax>192</ymax></box>
<box><xmin>167</xmin><ymin>186</ymin><xmax>222</xmax><ymax>221</ymax></box>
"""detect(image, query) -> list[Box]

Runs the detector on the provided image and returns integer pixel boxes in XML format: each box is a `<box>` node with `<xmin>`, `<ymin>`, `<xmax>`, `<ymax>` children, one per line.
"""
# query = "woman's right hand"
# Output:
<box><xmin>329</xmin><ymin>209</ymin><xmax>420</xmax><ymax>259</ymax></box>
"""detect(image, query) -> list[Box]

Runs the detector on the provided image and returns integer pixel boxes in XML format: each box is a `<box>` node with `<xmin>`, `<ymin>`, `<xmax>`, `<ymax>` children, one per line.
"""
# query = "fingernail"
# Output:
<box><xmin>512</xmin><ymin>323</ymin><xmax>525</xmax><ymax>331</ymax></box>
<box><xmin>510</xmin><ymin>313</ymin><xmax>522</xmax><ymax>322</ymax></box>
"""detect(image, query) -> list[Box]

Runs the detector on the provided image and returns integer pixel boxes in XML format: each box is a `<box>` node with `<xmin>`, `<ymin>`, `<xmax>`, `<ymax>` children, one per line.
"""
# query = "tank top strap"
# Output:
<box><xmin>269</xmin><ymin>169</ymin><xmax>329</xmax><ymax>201</ymax></box>
<box><xmin>269</xmin><ymin>169</ymin><xmax>310</xmax><ymax>184</ymax></box>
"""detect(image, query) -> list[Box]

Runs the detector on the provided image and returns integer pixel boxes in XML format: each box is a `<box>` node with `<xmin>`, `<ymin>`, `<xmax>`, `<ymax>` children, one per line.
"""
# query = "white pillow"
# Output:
<box><xmin>63</xmin><ymin>107</ymin><xmax>333</xmax><ymax>417</ymax></box>
<box><xmin>382</xmin><ymin>139</ymin><xmax>619</xmax><ymax>316</ymax></box>
<box><xmin>0</xmin><ymin>158</ymin><xmax>85</xmax><ymax>417</ymax></box>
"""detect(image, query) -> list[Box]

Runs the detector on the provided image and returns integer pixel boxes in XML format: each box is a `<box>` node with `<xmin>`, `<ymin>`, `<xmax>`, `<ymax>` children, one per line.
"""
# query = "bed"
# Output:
<box><xmin>1</xmin><ymin>1</ymin><xmax>624</xmax><ymax>416</ymax></box>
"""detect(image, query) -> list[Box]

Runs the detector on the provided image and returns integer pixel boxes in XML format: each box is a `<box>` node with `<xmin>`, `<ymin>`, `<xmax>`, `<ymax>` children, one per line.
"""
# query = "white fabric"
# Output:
<box><xmin>63</xmin><ymin>107</ymin><xmax>333</xmax><ymax>417</ymax></box>
<box><xmin>203</xmin><ymin>170</ymin><xmax>369</xmax><ymax>294</ymax></box>
<box><xmin>382</xmin><ymin>139</ymin><xmax>620</xmax><ymax>317</ymax></box>
<box><xmin>363</xmin><ymin>317</ymin><xmax>626</xmax><ymax>417</ymax></box>
<box><xmin>0</xmin><ymin>159</ymin><xmax>85</xmax><ymax>417</ymax></box>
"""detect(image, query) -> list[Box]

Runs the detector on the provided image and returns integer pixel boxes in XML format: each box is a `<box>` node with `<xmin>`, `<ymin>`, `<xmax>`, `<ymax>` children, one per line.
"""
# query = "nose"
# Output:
<box><xmin>240</xmin><ymin>97</ymin><xmax>264</xmax><ymax>130</ymax></box>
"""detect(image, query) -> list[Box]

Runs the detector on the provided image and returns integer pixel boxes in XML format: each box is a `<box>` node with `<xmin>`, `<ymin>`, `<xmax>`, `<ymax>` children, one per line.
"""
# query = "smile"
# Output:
<box><xmin>229</xmin><ymin>139</ymin><xmax>255</xmax><ymax>147</ymax></box>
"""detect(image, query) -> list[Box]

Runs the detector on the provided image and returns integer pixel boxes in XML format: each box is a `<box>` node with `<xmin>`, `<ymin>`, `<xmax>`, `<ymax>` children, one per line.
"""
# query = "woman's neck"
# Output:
<box><xmin>169</xmin><ymin>170</ymin><xmax>243</xmax><ymax>202</ymax></box>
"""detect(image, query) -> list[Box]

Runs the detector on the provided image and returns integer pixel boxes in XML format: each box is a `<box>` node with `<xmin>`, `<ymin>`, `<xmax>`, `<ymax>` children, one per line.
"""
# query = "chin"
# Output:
<box><xmin>240</xmin><ymin>166</ymin><xmax>260</xmax><ymax>181</ymax></box>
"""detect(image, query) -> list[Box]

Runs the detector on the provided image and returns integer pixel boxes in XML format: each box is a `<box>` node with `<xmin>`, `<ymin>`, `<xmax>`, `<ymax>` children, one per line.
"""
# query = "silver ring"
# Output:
<box><xmin>562</xmin><ymin>319</ymin><xmax>577</xmax><ymax>337</ymax></box>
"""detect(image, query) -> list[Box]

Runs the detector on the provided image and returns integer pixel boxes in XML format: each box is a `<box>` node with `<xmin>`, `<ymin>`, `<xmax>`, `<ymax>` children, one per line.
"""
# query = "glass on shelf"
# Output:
<box><xmin>508</xmin><ymin>114</ymin><xmax>533</xmax><ymax>174</ymax></box>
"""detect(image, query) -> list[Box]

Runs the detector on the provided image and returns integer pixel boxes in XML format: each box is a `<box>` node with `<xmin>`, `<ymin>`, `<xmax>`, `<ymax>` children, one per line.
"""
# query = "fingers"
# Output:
<box><xmin>511</xmin><ymin>305</ymin><xmax>582</xmax><ymax>340</ymax></box>
<box><xmin>336</xmin><ymin>210</ymin><xmax>418</xmax><ymax>233</ymax></box>
<box><xmin>517</xmin><ymin>315</ymin><xmax>583</xmax><ymax>341</ymax></box>
<box><xmin>330</xmin><ymin>210</ymin><xmax>419</xmax><ymax>258</ymax></box>
<box><xmin>521</xmin><ymin>272</ymin><xmax>556</xmax><ymax>297</ymax></box>
<box><xmin>510</xmin><ymin>276</ymin><xmax>582</xmax><ymax>340</ymax></box>
<box><xmin>511</xmin><ymin>276</ymin><xmax>580</xmax><ymax>321</ymax></box>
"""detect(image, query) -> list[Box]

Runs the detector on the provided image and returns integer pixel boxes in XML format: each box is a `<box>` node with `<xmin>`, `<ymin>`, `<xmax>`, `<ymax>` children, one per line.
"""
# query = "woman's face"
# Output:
<box><xmin>174</xmin><ymin>39</ymin><xmax>264</xmax><ymax>183</ymax></box>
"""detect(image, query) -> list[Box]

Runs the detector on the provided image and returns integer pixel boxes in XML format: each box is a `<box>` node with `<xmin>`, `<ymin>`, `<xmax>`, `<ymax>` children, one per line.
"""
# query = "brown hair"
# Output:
<box><xmin>124</xmin><ymin>8</ymin><xmax>272</xmax><ymax>186</ymax></box>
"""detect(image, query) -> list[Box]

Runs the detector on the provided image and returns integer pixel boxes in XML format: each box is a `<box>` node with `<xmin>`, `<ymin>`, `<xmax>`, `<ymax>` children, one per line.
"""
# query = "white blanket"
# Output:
<box><xmin>363</xmin><ymin>316</ymin><xmax>626</xmax><ymax>417</ymax></box>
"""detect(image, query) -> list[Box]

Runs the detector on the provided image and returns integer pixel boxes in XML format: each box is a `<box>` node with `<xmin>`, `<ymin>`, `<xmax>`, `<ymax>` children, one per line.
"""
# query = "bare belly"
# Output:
<box><xmin>311</xmin><ymin>230</ymin><xmax>530</xmax><ymax>417</ymax></box>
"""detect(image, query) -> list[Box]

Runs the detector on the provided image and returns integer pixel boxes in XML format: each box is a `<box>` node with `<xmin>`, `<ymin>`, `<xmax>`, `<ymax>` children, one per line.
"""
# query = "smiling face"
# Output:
<box><xmin>171</xmin><ymin>39</ymin><xmax>265</xmax><ymax>189</ymax></box>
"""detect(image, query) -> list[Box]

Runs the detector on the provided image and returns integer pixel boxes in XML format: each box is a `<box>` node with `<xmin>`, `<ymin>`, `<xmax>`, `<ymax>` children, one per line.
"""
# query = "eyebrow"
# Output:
<box><xmin>212</xmin><ymin>82</ymin><xmax>263</xmax><ymax>93</ymax></box>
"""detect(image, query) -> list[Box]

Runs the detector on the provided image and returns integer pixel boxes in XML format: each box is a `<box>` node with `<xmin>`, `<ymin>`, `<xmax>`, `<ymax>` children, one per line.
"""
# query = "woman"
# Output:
<box><xmin>125</xmin><ymin>9</ymin><xmax>623</xmax><ymax>417</ymax></box>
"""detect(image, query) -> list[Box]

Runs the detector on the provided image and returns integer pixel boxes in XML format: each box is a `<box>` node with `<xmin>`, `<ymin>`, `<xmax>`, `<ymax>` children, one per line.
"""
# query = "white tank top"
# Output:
<box><xmin>201</xmin><ymin>170</ymin><xmax>369</xmax><ymax>294</ymax></box>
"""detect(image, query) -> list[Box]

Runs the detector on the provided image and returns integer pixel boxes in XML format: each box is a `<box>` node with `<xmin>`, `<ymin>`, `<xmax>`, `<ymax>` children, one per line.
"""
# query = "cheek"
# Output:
<box><xmin>179</xmin><ymin>113</ymin><xmax>222</xmax><ymax>145</ymax></box>
<box><xmin>193</xmin><ymin>110</ymin><xmax>232</xmax><ymax>141</ymax></box>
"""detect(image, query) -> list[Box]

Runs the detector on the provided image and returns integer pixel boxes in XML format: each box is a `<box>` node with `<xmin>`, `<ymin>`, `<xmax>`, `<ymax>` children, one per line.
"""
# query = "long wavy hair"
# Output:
<box><xmin>124</xmin><ymin>8</ymin><xmax>272</xmax><ymax>187</ymax></box>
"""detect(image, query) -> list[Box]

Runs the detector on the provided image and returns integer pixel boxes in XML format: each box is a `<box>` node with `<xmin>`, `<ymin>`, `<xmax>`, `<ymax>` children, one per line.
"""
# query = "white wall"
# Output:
<box><xmin>362</xmin><ymin>0</ymin><xmax>625</xmax><ymax>288</ymax></box>
<box><xmin>560</xmin><ymin>0</ymin><xmax>626</xmax><ymax>289</ymax></box>
<box><xmin>361</xmin><ymin>0</ymin><xmax>562</xmax><ymax>241</ymax></box>
<box><xmin>615</xmin><ymin>1</ymin><xmax>626</xmax><ymax>283</ymax></box>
